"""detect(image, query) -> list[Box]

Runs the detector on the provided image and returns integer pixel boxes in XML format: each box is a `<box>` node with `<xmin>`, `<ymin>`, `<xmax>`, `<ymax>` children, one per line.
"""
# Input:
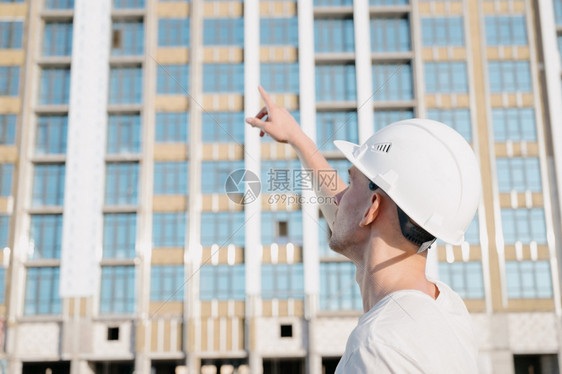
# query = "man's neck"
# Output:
<box><xmin>352</xmin><ymin>241</ymin><xmax>436</xmax><ymax>313</ymax></box>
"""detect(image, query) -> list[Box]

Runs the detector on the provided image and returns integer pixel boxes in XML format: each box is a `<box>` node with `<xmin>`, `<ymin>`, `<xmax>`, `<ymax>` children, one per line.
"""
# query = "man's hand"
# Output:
<box><xmin>245</xmin><ymin>86</ymin><xmax>304</xmax><ymax>145</ymax></box>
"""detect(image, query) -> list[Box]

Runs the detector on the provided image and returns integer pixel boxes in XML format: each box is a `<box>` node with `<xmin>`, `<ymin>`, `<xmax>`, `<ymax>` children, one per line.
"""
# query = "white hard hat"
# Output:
<box><xmin>334</xmin><ymin>118</ymin><xmax>481</xmax><ymax>245</ymax></box>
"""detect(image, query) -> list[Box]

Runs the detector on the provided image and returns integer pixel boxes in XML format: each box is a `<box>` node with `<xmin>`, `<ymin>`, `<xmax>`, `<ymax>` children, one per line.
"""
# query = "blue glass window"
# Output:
<box><xmin>488</xmin><ymin>61</ymin><xmax>531</xmax><ymax>93</ymax></box>
<box><xmin>320</xmin><ymin>262</ymin><xmax>362</xmax><ymax>311</ymax></box>
<box><xmin>327</xmin><ymin>159</ymin><xmax>351</xmax><ymax>187</ymax></box>
<box><xmin>316</xmin><ymin>112</ymin><xmax>358</xmax><ymax>151</ymax></box>
<box><xmin>374</xmin><ymin>110</ymin><xmax>414</xmax><ymax>131</ymax></box>
<box><xmin>107</xmin><ymin>114</ymin><xmax>141</xmax><ymax>154</ymax></box>
<box><xmin>151</xmin><ymin>265</ymin><xmax>184</xmax><ymax>301</ymax></box>
<box><xmin>32</xmin><ymin>164</ymin><xmax>65</xmax><ymax>207</ymax></box>
<box><xmin>0</xmin><ymin>215</ymin><xmax>9</xmax><ymax>248</ymax></box>
<box><xmin>0</xmin><ymin>115</ymin><xmax>15</xmax><ymax>145</ymax></box>
<box><xmin>421</xmin><ymin>17</ymin><xmax>464</xmax><ymax>46</ymax></box>
<box><xmin>314</xmin><ymin>19</ymin><xmax>354</xmax><ymax>53</ymax></box>
<box><xmin>262</xmin><ymin>263</ymin><xmax>304</xmax><ymax>299</ymax></box>
<box><xmin>201</xmin><ymin>160</ymin><xmax>244</xmax><ymax>193</ymax></box>
<box><xmin>202</xmin><ymin>112</ymin><xmax>244</xmax><ymax>143</ymax></box>
<box><xmin>153</xmin><ymin>212</ymin><xmax>186</xmax><ymax>248</ymax></box>
<box><xmin>109</xmin><ymin>67</ymin><xmax>143</xmax><ymax>105</ymax></box>
<box><xmin>36</xmin><ymin>116</ymin><xmax>67</xmax><ymax>155</ymax></box>
<box><xmin>557</xmin><ymin>0</ymin><xmax>562</xmax><ymax>27</ymax></box>
<box><xmin>39</xmin><ymin>68</ymin><xmax>70</xmax><ymax>105</ymax></box>
<box><xmin>261</xmin><ymin>159</ymin><xmax>301</xmax><ymax>193</ymax></box>
<box><xmin>261</xmin><ymin>211</ymin><xmax>303</xmax><ymax>245</ymax></box>
<box><xmin>438</xmin><ymin>261</ymin><xmax>484</xmax><ymax>299</ymax></box>
<box><xmin>0</xmin><ymin>66</ymin><xmax>19</xmax><ymax>96</ymax></box>
<box><xmin>112</xmin><ymin>21</ymin><xmax>144</xmax><ymax>56</ymax></box>
<box><xmin>200</xmin><ymin>264</ymin><xmax>245</xmax><ymax>300</ymax></box>
<box><xmin>370</xmin><ymin>17</ymin><xmax>410</xmax><ymax>52</ymax></box>
<box><xmin>0</xmin><ymin>164</ymin><xmax>12</xmax><ymax>197</ymax></box>
<box><xmin>316</xmin><ymin>65</ymin><xmax>356</xmax><ymax>101</ymax></box>
<box><xmin>156</xmin><ymin>112</ymin><xmax>188</xmax><ymax>143</ymax></box>
<box><xmin>105</xmin><ymin>163</ymin><xmax>138</xmax><ymax>205</ymax></box>
<box><xmin>0</xmin><ymin>21</ymin><xmax>23</xmax><ymax>49</ymax></box>
<box><xmin>260</xmin><ymin>63</ymin><xmax>299</xmax><ymax>93</ymax></box>
<box><xmin>485</xmin><ymin>16</ymin><xmax>527</xmax><ymax>46</ymax></box>
<box><xmin>203</xmin><ymin>64</ymin><xmax>244</xmax><ymax>93</ymax></box>
<box><xmin>314</xmin><ymin>0</ymin><xmax>352</xmax><ymax>6</ymax></box>
<box><xmin>113</xmin><ymin>0</ymin><xmax>144</xmax><ymax>9</ymax></box>
<box><xmin>260</xmin><ymin>18</ymin><xmax>298</xmax><ymax>46</ymax></box>
<box><xmin>45</xmin><ymin>0</ymin><xmax>74</xmax><ymax>9</ymax></box>
<box><xmin>506</xmin><ymin>260</ymin><xmax>552</xmax><ymax>298</ymax></box>
<box><xmin>464</xmin><ymin>217</ymin><xmax>480</xmax><ymax>245</ymax></box>
<box><xmin>425</xmin><ymin>62</ymin><xmax>467</xmax><ymax>93</ymax></box>
<box><xmin>492</xmin><ymin>108</ymin><xmax>536</xmax><ymax>142</ymax></box>
<box><xmin>100</xmin><ymin>266</ymin><xmax>136</xmax><ymax>314</ymax></box>
<box><xmin>373</xmin><ymin>63</ymin><xmax>413</xmax><ymax>101</ymax></box>
<box><xmin>501</xmin><ymin>208</ymin><xmax>546</xmax><ymax>244</ymax></box>
<box><xmin>158</xmin><ymin>18</ymin><xmax>190</xmax><ymax>47</ymax></box>
<box><xmin>157</xmin><ymin>64</ymin><xmax>189</xmax><ymax>94</ymax></box>
<box><xmin>426</xmin><ymin>109</ymin><xmax>471</xmax><ymax>141</ymax></box>
<box><xmin>43</xmin><ymin>22</ymin><xmax>72</xmax><ymax>56</ymax></box>
<box><xmin>29</xmin><ymin>214</ymin><xmax>62</xmax><ymax>260</ymax></box>
<box><xmin>154</xmin><ymin>161</ymin><xmax>188</xmax><ymax>195</ymax></box>
<box><xmin>103</xmin><ymin>213</ymin><xmax>136</xmax><ymax>259</ymax></box>
<box><xmin>203</xmin><ymin>18</ymin><xmax>244</xmax><ymax>46</ymax></box>
<box><xmin>24</xmin><ymin>267</ymin><xmax>61</xmax><ymax>315</ymax></box>
<box><xmin>497</xmin><ymin>157</ymin><xmax>541</xmax><ymax>193</ymax></box>
<box><xmin>200</xmin><ymin>212</ymin><xmax>245</xmax><ymax>247</ymax></box>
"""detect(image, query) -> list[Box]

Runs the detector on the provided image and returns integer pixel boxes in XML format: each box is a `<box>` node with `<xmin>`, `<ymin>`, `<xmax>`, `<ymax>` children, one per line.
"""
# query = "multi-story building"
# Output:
<box><xmin>0</xmin><ymin>0</ymin><xmax>562</xmax><ymax>373</ymax></box>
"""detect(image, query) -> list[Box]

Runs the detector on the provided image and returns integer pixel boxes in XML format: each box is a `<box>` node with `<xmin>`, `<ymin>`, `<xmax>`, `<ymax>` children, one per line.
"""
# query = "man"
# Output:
<box><xmin>246</xmin><ymin>86</ymin><xmax>481</xmax><ymax>373</ymax></box>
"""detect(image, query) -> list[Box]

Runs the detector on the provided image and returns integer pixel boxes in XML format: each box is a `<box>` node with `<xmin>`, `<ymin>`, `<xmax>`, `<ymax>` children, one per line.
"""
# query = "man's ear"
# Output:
<box><xmin>359</xmin><ymin>193</ymin><xmax>380</xmax><ymax>227</ymax></box>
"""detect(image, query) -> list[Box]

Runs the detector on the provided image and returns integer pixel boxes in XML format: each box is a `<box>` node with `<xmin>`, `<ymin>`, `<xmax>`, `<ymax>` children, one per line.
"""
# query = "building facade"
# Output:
<box><xmin>0</xmin><ymin>0</ymin><xmax>562</xmax><ymax>373</ymax></box>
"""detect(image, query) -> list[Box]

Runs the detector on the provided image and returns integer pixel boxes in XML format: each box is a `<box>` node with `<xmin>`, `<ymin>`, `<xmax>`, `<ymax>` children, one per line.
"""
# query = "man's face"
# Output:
<box><xmin>329</xmin><ymin>166</ymin><xmax>374</xmax><ymax>254</ymax></box>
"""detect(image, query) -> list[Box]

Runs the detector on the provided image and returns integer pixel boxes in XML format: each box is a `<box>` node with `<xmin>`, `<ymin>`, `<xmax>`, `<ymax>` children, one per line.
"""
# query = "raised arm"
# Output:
<box><xmin>245</xmin><ymin>86</ymin><xmax>347</xmax><ymax>229</ymax></box>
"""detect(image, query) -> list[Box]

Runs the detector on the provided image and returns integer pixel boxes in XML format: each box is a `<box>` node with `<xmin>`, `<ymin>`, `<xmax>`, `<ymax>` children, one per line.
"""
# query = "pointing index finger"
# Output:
<box><xmin>258</xmin><ymin>85</ymin><xmax>274</xmax><ymax>111</ymax></box>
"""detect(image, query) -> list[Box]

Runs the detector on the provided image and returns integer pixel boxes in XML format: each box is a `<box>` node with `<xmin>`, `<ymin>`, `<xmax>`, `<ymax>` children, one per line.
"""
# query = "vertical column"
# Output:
<box><xmin>135</xmin><ymin>0</ymin><xmax>157</xmax><ymax>372</ymax></box>
<box><xmin>298</xmin><ymin>1</ymin><xmax>321</xmax><ymax>373</ymax></box>
<box><xmin>353</xmin><ymin>0</ymin><xmax>374</xmax><ymax>143</ymax></box>
<box><xmin>244</xmin><ymin>0</ymin><xmax>261</xmax><ymax>373</ymax></box>
<box><xmin>187</xmin><ymin>0</ymin><xmax>204</xmax><ymax>372</ymax></box>
<box><xmin>60</xmin><ymin>0</ymin><xmax>111</xmax><ymax>372</ymax></box>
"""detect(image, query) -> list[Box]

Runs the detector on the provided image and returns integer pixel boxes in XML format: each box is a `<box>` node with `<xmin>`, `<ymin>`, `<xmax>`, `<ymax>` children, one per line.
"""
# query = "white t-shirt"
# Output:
<box><xmin>335</xmin><ymin>281</ymin><xmax>478</xmax><ymax>373</ymax></box>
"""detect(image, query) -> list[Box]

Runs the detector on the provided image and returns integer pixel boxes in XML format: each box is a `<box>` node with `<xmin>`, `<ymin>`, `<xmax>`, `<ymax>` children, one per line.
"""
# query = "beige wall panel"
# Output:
<box><xmin>0</xmin><ymin>98</ymin><xmax>21</xmax><ymax>113</ymax></box>
<box><xmin>0</xmin><ymin>146</ymin><xmax>16</xmax><ymax>162</ymax></box>
<box><xmin>151</xmin><ymin>321</ymin><xmax>158</xmax><ymax>351</ymax></box>
<box><xmin>163</xmin><ymin>321</ymin><xmax>171</xmax><ymax>351</ymax></box>
<box><xmin>449</xmin><ymin>2</ymin><xmax>463</xmax><ymax>13</ymax></box>
<box><xmin>226</xmin><ymin>318</ymin><xmax>233</xmax><ymax>350</ymax></box>
<box><xmin>80</xmin><ymin>298</ymin><xmax>87</xmax><ymax>317</ymax></box>
<box><xmin>137</xmin><ymin>322</ymin><xmax>146</xmax><ymax>352</ymax></box>
<box><xmin>0</xmin><ymin>4</ymin><xmax>26</xmax><ymax>16</ymax></box>
<box><xmin>202</xmin><ymin>47</ymin><xmax>243</xmax><ymax>63</ymax></box>
<box><xmin>419</xmin><ymin>2</ymin><xmax>431</xmax><ymax>14</ymax></box>
<box><xmin>260</xmin><ymin>1</ymin><xmax>296</xmax><ymax>16</ymax></box>
<box><xmin>157</xmin><ymin>2</ymin><xmax>189</xmax><ymax>17</ymax></box>
<box><xmin>151</xmin><ymin>248</ymin><xmax>185</xmax><ymax>264</ymax></box>
<box><xmin>269</xmin><ymin>94</ymin><xmax>298</xmax><ymax>110</ymax></box>
<box><xmin>0</xmin><ymin>50</ymin><xmax>24</xmax><ymax>65</ymax></box>
<box><xmin>494</xmin><ymin>142</ymin><xmax>539</xmax><ymax>157</ymax></box>
<box><xmin>213</xmin><ymin>318</ymin><xmax>221</xmax><ymax>351</ymax></box>
<box><xmin>516</xmin><ymin>47</ymin><xmax>530</xmax><ymax>59</ymax></box>
<box><xmin>482</xmin><ymin>2</ymin><xmax>495</xmax><ymax>13</ymax></box>
<box><xmin>487</xmin><ymin>48</ymin><xmax>499</xmax><ymax>60</ymax></box>
<box><xmin>153</xmin><ymin>144</ymin><xmax>187</xmax><ymax>161</ymax></box>
<box><xmin>202</xmin><ymin>95</ymin><xmax>244</xmax><ymax>111</ymax></box>
<box><xmin>155</xmin><ymin>48</ymin><xmax>189</xmax><ymax>64</ymax></box>
<box><xmin>154</xmin><ymin>96</ymin><xmax>189</xmax><ymax>111</ymax></box>
<box><xmin>0</xmin><ymin>305</ymin><xmax>6</xmax><ymax>315</ymax></box>
<box><xmin>504</xmin><ymin>245</ymin><xmax>550</xmax><ymax>261</ymax></box>
<box><xmin>262</xmin><ymin>300</ymin><xmax>272</xmax><ymax>317</ymax></box>
<box><xmin>201</xmin><ymin>301</ymin><xmax>212</xmax><ymax>317</ymax></box>
<box><xmin>425</xmin><ymin>95</ymin><xmax>436</xmax><ymax>108</ymax></box>
<box><xmin>440</xmin><ymin>95</ymin><xmax>452</xmax><ymax>108</ymax></box>
<box><xmin>203</xmin><ymin>2</ymin><xmax>243</xmax><ymax>17</ymax></box>
<box><xmin>201</xmin><ymin>144</ymin><xmax>244</xmax><ymax>160</ymax></box>
<box><xmin>294</xmin><ymin>300</ymin><xmax>304</xmax><ymax>316</ymax></box>
<box><xmin>421</xmin><ymin>48</ymin><xmax>433</xmax><ymax>60</ymax></box>
<box><xmin>506</xmin><ymin>298</ymin><xmax>554</xmax><ymax>312</ymax></box>
<box><xmin>489</xmin><ymin>94</ymin><xmax>503</xmax><ymax>107</ymax></box>
<box><xmin>456</xmin><ymin>94</ymin><xmax>470</xmax><ymax>107</ymax></box>
<box><xmin>498</xmin><ymin>193</ymin><xmax>543</xmax><ymax>208</ymax></box>
<box><xmin>465</xmin><ymin>299</ymin><xmax>486</xmax><ymax>313</ymax></box>
<box><xmin>200</xmin><ymin>318</ymin><xmax>208</xmax><ymax>351</ymax></box>
<box><xmin>278</xmin><ymin>300</ymin><xmax>288</xmax><ymax>317</ymax></box>
<box><xmin>522</xmin><ymin>93</ymin><xmax>534</xmax><ymax>106</ymax></box>
<box><xmin>452</xmin><ymin>47</ymin><xmax>467</xmax><ymax>60</ymax></box>
<box><xmin>260</xmin><ymin>47</ymin><xmax>298</xmax><ymax>62</ymax></box>
<box><xmin>152</xmin><ymin>195</ymin><xmax>187</xmax><ymax>211</ymax></box>
<box><xmin>0</xmin><ymin>197</ymin><xmax>11</xmax><ymax>214</ymax></box>
<box><xmin>175</xmin><ymin>322</ymin><xmax>183</xmax><ymax>351</ymax></box>
<box><xmin>235</xmin><ymin>301</ymin><xmax>244</xmax><ymax>317</ymax></box>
